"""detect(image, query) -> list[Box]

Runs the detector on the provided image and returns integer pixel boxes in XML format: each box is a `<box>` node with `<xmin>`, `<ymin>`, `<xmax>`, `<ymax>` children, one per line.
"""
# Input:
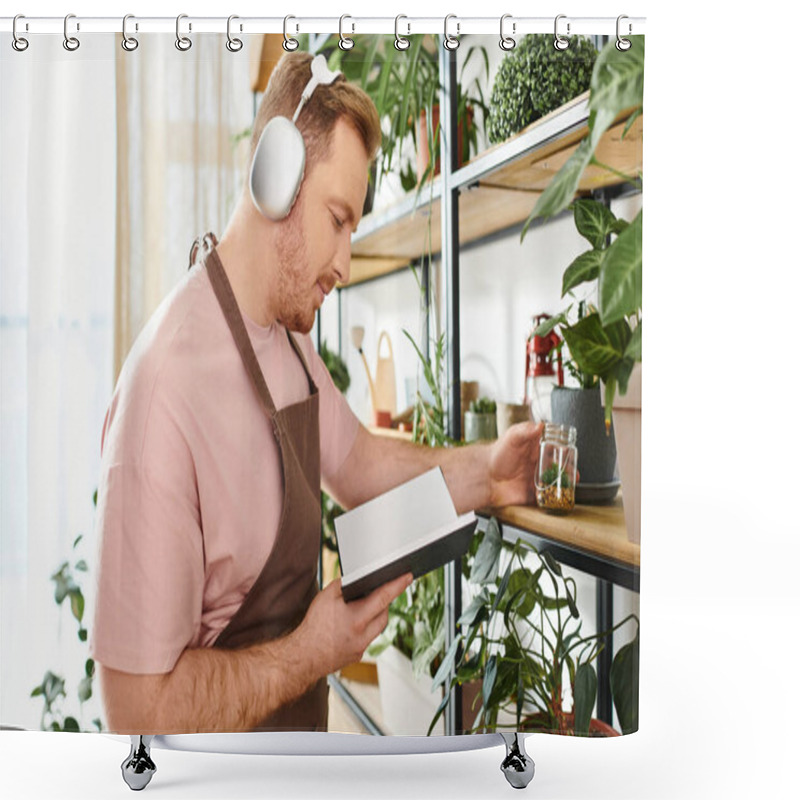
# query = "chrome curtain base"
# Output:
<box><xmin>500</xmin><ymin>733</ymin><xmax>535</xmax><ymax>789</ymax></box>
<box><xmin>118</xmin><ymin>732</ymin><xmax>533</xmax><ymax>790</ymax></box>
<box><xmin>122</xmin><ymin>735</ymin><xmax>156</xmax><ymax>791</ymax></box>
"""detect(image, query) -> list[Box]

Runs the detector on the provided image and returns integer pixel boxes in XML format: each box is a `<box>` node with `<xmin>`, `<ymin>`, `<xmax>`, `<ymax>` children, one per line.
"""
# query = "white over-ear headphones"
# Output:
<box><xmin>249</xmin><ymin>54</ymin><xmax>342</xmax><ymax>221</ymax></box>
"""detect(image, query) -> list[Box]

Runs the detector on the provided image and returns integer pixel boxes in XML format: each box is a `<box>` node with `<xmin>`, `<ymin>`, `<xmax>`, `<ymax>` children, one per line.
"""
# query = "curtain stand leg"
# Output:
<box><xmin>121</xmin><ymin>735</ymin><xmax>156</xmax><ymax>791</ymax></box>
<box><xmin>499</xmin><ymin>733</ymin><xmax>535</xmax><ymax>789</ymax></box>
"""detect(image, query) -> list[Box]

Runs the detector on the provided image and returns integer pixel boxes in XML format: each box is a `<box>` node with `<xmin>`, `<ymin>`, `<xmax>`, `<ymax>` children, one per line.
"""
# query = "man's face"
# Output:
<box><xmin>273</xmin><ymin>118</ymin><xmax>369</xmax><ymax>334</ymax></box>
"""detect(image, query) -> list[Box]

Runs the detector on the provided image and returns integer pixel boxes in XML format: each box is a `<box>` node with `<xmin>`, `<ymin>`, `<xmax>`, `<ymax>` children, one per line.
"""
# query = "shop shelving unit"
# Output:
<box><xmin>331</xmin><ymin>46</ymin><xmax>643</xmax><ymax>736</ymax></box>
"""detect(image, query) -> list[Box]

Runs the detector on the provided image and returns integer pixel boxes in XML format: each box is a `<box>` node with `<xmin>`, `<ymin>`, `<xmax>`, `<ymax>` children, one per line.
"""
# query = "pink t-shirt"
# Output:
<box><xmin>89</xmin><ymin>262</ymin><xmax>360</xmax><ymax>674</ymax></box>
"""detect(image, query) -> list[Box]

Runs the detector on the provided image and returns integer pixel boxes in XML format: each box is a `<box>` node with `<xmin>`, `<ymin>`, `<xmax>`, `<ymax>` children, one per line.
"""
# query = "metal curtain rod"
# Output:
<box><xmin>1</xmin><ymin>15</ymin><xmax>646</xmax><ymax>37</ymax></box>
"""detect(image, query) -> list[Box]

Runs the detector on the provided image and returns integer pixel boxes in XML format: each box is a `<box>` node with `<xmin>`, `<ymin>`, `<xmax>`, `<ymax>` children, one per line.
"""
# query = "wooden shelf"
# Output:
<box><xmin>482</xmin><ymin>496</ymin><xmax>639</xmax><ymax>570</ymax></box>
<box><xmin>347</xmin><ymin>92</ymin><xmax>643</xmax><ymax>286</ymax></box>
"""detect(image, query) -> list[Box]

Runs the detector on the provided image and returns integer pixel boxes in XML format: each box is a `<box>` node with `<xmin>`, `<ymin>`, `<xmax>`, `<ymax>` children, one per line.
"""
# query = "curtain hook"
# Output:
<box><xmin>63</xmin><ymin>13</ymin><xmax>80</xmax><ymax>52</ymax></box>
<box><xmin>339</xmin><ymin>15</ymin><xmax>354</xmax><ymax>50</ymax></box>
<box><xmin>394</xmin><ymin>14</ymin><xmax>410</xmax><ymax>51</ymax></box>
<box><xmin>121</xmin><ymin>14</ymin><xmax>139</xmax><ymax>52</ymax></box>
<box><xmin>499</xmin><ymin>14</ymin><xmax>516</xmax><ymax>51</ymax></box>
<box><xmin>443</xmin><ymin>14</ymin><xmax>459</xmax><ymax>51</ymax></box>
<box><xmin>12</xmin><ymin>14</ymin><xmax>29</xmax><ymax>52</ymax></box>
<box><xmin>283</xmin><ymin>15</ymin><xmax>299</xmax><ymax>51</ymax></box>
<box><xmin>554</xmin><ymin>14</ymin><xmax>570</xmax><ymax>51</ymax></box>
<box><xmin>616</xmin><ymin>15</ymin><xmax>632</xmax><ymax>51</ymax></box>
<box><xmin>175</xmin><ymin>14</ymin><xmax>192</xmax><ymax>51</ymax></box>
<box><xmin>226</xmin><ymin>14</ymin><xmax>243</xmax><ymax>52</ymax></box>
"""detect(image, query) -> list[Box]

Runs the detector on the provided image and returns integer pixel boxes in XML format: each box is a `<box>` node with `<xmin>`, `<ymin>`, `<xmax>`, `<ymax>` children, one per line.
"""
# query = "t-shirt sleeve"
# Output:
<box><xmin>90</xmin><ymin>394</ymin><xmax>204</xmax><ymax>675</ymax></box>
<box><xmin>304</xmin><ymin>340</ymin><xmax>361</xmax><ymax>481</ymax></box>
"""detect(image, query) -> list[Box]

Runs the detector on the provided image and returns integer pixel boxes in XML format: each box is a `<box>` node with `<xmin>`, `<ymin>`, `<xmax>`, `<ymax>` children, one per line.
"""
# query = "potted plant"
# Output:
<box><xmin>537</xmin><ymin>200</ymin><xmax>637</xmax><ymax>504</ymax></box>
<box><xmin>318</xmin><ymin>35</ymin><xmax>488</xmax><ymax>193</ymax></box>
<box><xmin>523</xmin><ymin>36</ymin><xmax>644</xmax><ymax>540</ymax></box>
<box><xmin>428</xmin><ymin>518</ymin><xmax>639</xmax><ymax>736</ymax></box>
<box><xmin>487</xmin><ymin>33</ymin><xmax>597</xmax><ymax>146</ymax></box>
<box><xmin>464</xmin><ymin>397</ymin><xmax>498</xmax><ymax>443</ymax></box>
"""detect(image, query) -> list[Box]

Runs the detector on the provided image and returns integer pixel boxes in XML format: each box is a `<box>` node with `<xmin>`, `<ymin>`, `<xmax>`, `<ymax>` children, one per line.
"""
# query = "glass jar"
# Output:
<box><xmin>535</xmin><ymin>423</ymin><xmax>578</xmax><ymax>514</ymax></box>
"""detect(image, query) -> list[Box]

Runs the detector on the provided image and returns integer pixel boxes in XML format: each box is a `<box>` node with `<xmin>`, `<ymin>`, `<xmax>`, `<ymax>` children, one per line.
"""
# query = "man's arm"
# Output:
<box><xmin>324</xmin><ymin>420</ymin><xmax>544</xmax><ymax>513</ymax></box>
<box><xmin>99</xmin><ymin>573</ymin><xmax>412</xmax><ymax>734</ymax></box>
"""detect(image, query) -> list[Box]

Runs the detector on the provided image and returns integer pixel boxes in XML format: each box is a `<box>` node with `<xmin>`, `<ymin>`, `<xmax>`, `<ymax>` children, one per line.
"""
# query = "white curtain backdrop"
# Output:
<box><xmin>1</xmin><ymin>33</ymin><xmax>251</xmax><ymax>731</ymax></box>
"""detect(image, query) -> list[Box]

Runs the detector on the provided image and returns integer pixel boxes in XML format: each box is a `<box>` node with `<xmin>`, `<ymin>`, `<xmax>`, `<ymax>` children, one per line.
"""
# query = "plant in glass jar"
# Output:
<box><xmin>428</xmin><ymin>518</ymin><xmax>639</xmax><ymax>736</ymax></box>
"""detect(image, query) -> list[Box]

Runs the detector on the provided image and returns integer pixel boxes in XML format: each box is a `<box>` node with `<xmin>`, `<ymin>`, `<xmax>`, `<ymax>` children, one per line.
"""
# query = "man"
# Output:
<box><xmin>91</xmin><ymin>52</ymin><xmax>542</xmax><ymax>735</ymax></box>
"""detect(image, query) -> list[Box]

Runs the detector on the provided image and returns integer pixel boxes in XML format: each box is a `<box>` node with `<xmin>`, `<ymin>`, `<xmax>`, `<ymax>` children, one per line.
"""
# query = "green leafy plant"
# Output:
<box><xmin>535</xmin><ymin>197</ymin><xmax>641</xmax><ymax>429</ymax></box>
<box><xmin>488</xmin><ymin>34</ymin><xmax>597</xmax><ymax>145</ymax></box>
<box><xmin>468</xmin><ymin>397</ymin><xmax>496</xmax><ymax>415</ymax></box>
<box><xmin>523</xmin><ymin>37</ymin><xmax>644</xmax><ymax>428</ymax></box>
<box><xmin>318</xmin><ymin>35</ymin><xmax>488</xmax><ymax>193</ymax></box>
<box><xmin>540</xmin><ymin>464</ymin><xmax>572</xmax><ymax>489</ymax></box>
<box><xmin>428</xmin><ymin>518</ymin><xmax>639</xmax><ymax>736</ymax></box>
<box><xmin>31</xmin><ymin>492</ymin><xmax>103</xmax><ymax>732</ymax></box>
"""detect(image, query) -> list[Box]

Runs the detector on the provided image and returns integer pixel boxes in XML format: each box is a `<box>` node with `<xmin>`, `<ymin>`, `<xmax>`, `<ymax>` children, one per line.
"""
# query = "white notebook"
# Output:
<box><xmin>335</xmin><ymin>468</ymin><xmax>477</xmax><ymax>602</ymax></box>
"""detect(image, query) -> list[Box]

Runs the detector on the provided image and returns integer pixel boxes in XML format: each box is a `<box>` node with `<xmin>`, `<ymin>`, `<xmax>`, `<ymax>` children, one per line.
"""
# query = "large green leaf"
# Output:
<box><xmin>611</xmin><ymin>632</ymin><xmax>640</xmax><ymax>734</ymax></box>
<box><xmin>524</xmin><ymin>139</ymin><xmax>593</xmax><ymax>229</ymax></box>
<box><xmin>573</xmin><ymin>663</ymin><xmax>598</xmax><ymax>734</ymax></box>
<box><xmin>625</xmin><ymin>323</ymin><xmax>642</xmax><ymax>361</ymax></box>
<box><xmin>599</xmin><ymin>209</ymin><xmax>642</xmax><ymax>325</ymax></box>
<box><xmin>505</xmin><ymin>570</ymin><xmax>538</xmax><ymax>618</ymax></box>
<box><xmin>470</xmin><ymin>519</ymin><xmax>502</xmax><ymax>585</ymax></box>
<box><xmin>562</xmin><ymin>314</ymin><xmax>624</xmax><ymax>380</ymax></box>
<box><xmin>458</xmin><ymin>588</ymin><xmax>491</xmax><ymax>629</ymax></box>
<box><xmin>589</xmin><ymin>36</ymin><xmax>645</xmax><ymax>119</ymax></box>
<box><xmin>562</xmin><ymin>250</ymin><xmax>603</xmax><ymax>296</ymax></box>
<box><xmin>573</xmin><ymin>199</ymin><xmax>618</xmax><ymax>250</ymax></box>
<box><xmin>431</xmin><ymin>633</ymin><xmax>462</xmax><ymax>690</ymax></box>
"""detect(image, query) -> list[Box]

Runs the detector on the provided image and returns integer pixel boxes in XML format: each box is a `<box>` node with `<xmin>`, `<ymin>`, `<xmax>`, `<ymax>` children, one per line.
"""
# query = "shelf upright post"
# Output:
<box><xmin>439</xmin><ymin>42</ymin><xmax>463</xmax><ymax>737</ymax></box>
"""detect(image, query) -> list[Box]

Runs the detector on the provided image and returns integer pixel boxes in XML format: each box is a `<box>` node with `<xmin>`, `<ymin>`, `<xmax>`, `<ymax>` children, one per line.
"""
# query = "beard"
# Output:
<box><xmin>274</xmin><ymin>201</ymin><xmax>315</xmax><ymax>334</ymax></box>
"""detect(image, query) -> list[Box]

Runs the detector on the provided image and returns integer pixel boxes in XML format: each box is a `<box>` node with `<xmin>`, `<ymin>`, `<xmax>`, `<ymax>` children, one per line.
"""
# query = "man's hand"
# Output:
<box><xmin>487</xmin><ymin>421</ymin><xmax>544</xmax><ymax>508</ymax></box>
<box><xmin>296</xmin><ymin>573</ymin><xmax>413</xmax><ymax>678</ymax></box>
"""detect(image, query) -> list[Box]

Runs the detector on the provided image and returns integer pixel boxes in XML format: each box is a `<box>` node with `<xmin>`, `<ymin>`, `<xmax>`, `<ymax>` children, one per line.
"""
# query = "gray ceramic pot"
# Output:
<box><xmin>551</xmin><ymin>386</ymin><xmax>618</xmax><ymax>503</ymax></box>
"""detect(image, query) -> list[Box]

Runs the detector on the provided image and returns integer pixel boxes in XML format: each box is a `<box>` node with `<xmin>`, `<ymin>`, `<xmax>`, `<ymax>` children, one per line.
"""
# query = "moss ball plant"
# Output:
<box><xmin>487</xmin><ymin>34</ymin><xmax>597</xmax><ymax>145</ymax></box>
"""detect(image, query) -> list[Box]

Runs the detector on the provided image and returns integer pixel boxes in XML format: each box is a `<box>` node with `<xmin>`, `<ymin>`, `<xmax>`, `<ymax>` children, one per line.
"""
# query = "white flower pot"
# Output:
<box><xmin>376</xmin><ymin>647</ymin><xmax>444</xmax><ymax>736</ymax></box>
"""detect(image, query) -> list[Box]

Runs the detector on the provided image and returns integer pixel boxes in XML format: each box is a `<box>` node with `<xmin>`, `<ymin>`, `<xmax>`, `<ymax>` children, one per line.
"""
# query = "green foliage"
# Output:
<box><xmin>540</xmin><ymin>464</ymin><xmax>572</xmax><ymax>489</ymax></box>
<box><xmin>428</xmin><ymin>519</ymin><xmax>639</xmax><ymax>736</ymax></box>
<box><xmin>524</xmin><ymin>36</ymin><xmax>644</xmax><ymax>225</ymax></box>
<box><xmin>31</xmin><ymin>494</ymin><xmax>103</xmax><ymax>732</ymax></box>
<box><xmin>468</xmin><ymin>397</ymin><xmax>496</xmax><ymax>415</ymax></box>
<box><xmin>487</xmin><ymin>34</ymin><xmax>597</xmax><ymax>145</ymax></box>
<box><xmin>319</xmin><ymin>339</ymin><xmax>351</xmax><ymax>395</ymax></box>
<box><xmin>535</xmin><ymin>197</ymin><xmax>641</xmax><ymax>426</ymax></box>
<box><xmin>315</xmin><ymin>36</ymin><xmax>488</xmax><ymax>191</ymax></box>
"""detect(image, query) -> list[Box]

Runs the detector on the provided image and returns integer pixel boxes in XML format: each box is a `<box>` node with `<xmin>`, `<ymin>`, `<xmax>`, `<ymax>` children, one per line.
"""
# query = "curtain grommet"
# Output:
<box><xmin>175</xmin><ymin>14</ymin><xmax>192</xmax><ymax>52</ymax></box>
<box><xmin>554</xmin><ymin>14</ymin><xmax>570</xmax><ymax>51</ymax></box>
<box><xmin>443</xmin><ymin>14</ymin><xmax>459</xmax><ymax>51</ymax></box>
<box><xmin>12</xmin><ymin>14</ymin><xmax>29</xmax><ymax>52</ymax></box>
<box><xmin>121</xmin><ymin>14</ymin><xmax>139</xmax><ymax>52</ymax></box>
<box><xmin>499</xmin><ymin>14</ymin><xmax>516</xmax><ymax>51</ymax></box>
<box><xmin>63</xmin><ymin>13</ymin><xmax>80</xmax><ymax>52</ymax></box>
<box><xmin>394</xmin><ymin>14</ymin><xmax>410</xmax><ymax>51</ymax></box>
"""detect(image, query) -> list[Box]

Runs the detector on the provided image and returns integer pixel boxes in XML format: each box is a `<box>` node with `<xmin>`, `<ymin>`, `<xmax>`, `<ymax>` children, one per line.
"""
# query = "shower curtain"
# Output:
<box><xmin>0</xmin><ymin>16</ymin><xmax>642</xmax><ymax>754</ymax></box>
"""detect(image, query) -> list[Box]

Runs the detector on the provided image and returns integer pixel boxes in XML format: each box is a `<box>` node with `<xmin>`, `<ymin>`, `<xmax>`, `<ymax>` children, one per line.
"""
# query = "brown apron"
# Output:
<box><xmin>200</xmin><ymin>241</ymin><xmax>328</xmax><ymax>732</ymax></box>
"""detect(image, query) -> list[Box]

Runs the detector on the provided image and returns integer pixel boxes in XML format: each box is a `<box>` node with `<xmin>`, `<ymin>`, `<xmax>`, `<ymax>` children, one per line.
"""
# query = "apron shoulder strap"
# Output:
<box><xmin>285</xmin><ymin>330</ymin><xmax>318</xmax><ymax>397</ymax></box>
<box><xmin>204</xmin><ymin>245</ymin><xmax>281</xmax><ymax>434</ymax></box>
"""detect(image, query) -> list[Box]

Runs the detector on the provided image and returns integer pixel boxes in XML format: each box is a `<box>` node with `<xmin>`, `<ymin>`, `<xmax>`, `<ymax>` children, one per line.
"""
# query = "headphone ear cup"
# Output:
<box><xmin>249</xmin><ymin>117</ymin><xmax>306</xmax><ymax>221</ymax></box>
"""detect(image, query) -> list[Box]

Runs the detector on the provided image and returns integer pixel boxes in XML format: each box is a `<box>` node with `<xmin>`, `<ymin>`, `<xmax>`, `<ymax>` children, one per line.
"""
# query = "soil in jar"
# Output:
<box><xmin>537</xmin><ymin>464</ymin><xmax>575</xmax><ymax>514</ymax></box>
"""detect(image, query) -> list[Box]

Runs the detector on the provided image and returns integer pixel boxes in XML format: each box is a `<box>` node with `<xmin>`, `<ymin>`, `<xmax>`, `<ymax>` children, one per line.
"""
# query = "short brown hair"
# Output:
<box><xmin>249</xmin><ymin>52</ymin><xmax>381</xmax><ymax>171</ymax></box>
